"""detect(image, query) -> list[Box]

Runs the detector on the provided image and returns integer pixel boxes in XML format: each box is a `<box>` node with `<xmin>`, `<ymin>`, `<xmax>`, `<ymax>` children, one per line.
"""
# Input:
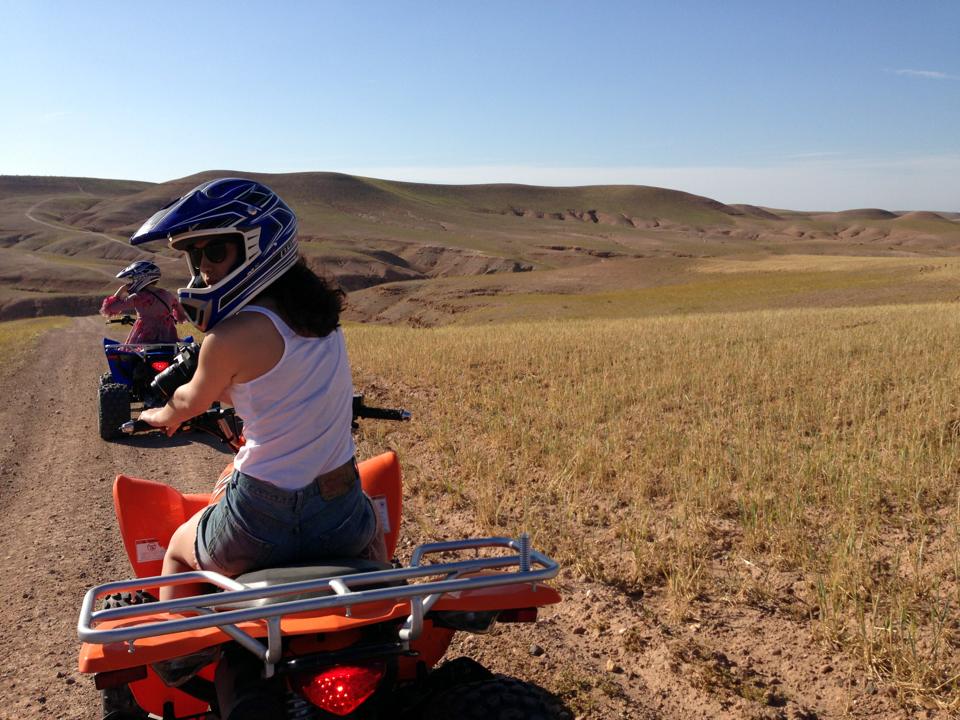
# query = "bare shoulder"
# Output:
<box><xmin>204</xmin><ymin>310</ymin><xmax>284</xmax><ymax>382</ymax></box>
<box><xmin>214</xmin><ymin>311</ymin><xmax>277</xmax><ymax>338</ymax></box>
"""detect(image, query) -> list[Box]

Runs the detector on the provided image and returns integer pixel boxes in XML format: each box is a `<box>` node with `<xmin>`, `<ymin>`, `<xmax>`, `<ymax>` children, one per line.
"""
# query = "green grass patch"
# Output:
<box><xmin>0</xmin><ymin>316</ymin><xmax>70</xmax><ymax>367</ymax></box>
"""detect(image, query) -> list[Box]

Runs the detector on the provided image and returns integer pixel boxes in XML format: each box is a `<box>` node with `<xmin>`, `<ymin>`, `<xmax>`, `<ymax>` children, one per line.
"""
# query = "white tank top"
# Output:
<box><xmin>231</xmin><ymin>305</ymin><xmax>356</xmax><ymax>490</ymax></box>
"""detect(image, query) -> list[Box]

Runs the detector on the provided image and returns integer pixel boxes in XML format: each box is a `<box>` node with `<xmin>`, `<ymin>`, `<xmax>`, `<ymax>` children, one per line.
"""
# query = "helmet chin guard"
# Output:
<box><xmin>130</xmin><ymin>178</ymin><xmax>299</xmax><ymax>331</ymax></box>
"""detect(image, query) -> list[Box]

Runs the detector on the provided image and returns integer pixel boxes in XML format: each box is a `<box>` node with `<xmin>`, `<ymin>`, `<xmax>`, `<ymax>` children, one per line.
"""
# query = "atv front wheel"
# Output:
<box><xmin>423</xmin><ymin>676</ymin><xmax>571</xmax><ymax>720</ymax></box>
<box><xmin>98</xmin><ymin>383</ymin><xmax>130</xmax><ymax>440</ymax></box>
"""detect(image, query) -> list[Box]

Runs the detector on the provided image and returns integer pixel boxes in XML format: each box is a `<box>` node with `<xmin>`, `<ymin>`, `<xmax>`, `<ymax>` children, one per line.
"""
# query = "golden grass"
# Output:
<box><xmin>448</xmin><ymin>271</ymin><xmax>928</xmax><ymax>325</ymax></box>
<box><xmin>346</xmin><ymin>302</ymin><xmax>960</xmax><ymax>710</ymax></box>
<box><xmin>0</xmin><ymin>316</ymin><xmax>71</xmax><ymax>366</ymax></box>
<box><xmin>694</xmin><ymin>255</ymin><xmax>960</xmax><ymax>275</ymax></box>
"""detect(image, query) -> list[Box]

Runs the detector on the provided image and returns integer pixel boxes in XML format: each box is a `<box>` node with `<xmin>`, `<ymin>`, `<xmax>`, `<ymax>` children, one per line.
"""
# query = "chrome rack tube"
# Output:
<box><xmin>79</xmin><ymin>536</ymin><xmax>559</xmax><ymax>652</ymax></box>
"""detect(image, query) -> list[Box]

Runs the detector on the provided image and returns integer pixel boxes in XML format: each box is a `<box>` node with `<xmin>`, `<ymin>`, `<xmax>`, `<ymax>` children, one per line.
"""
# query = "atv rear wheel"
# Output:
<box><xmin>422</xmin><ymin>676</ymin><xmax>571</xmax><ymax>720</ymax></box>
<box><xmin>102</xmin><ymin>683</ymin><xmax>148</xmax><ymax>719</ymax></box>
<box><xmin>101</xmin><ymin>590</ymin><xmax>157</xmax><ymax>609</ymax></box>
<box><xmin>99</xmin><ymin>383</ymin><xmax>130</xmax><ymax>440</ymax></box>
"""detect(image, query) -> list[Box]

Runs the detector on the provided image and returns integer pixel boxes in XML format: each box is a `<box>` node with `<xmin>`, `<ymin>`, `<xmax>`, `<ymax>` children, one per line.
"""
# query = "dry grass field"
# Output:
<box><xmin>347</xmin><ymin>301</ymin><xmax>960</xmax><ymax>713</ymax></box>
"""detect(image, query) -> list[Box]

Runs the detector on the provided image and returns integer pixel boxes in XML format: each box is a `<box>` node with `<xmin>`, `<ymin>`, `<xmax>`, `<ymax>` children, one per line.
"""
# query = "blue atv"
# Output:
<box><xmin>98</xmin><ymin>316</ymin><xmax>196</xmax><ymax>440</ymax></box>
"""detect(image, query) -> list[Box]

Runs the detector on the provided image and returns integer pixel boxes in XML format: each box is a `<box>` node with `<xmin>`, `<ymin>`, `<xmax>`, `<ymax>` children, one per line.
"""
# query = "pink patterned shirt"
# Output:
<box><xmin>100</xmin><ymin>287</ymin><xmax>188</xmax><ymax>344</ymax></box>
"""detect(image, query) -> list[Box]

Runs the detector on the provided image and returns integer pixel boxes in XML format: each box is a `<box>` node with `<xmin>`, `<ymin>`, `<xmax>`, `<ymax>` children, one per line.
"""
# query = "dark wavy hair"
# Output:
<box><xmin>255</xmin><ymin>258</ymin><xmax>344</xmax><ymax>337</ymax></box>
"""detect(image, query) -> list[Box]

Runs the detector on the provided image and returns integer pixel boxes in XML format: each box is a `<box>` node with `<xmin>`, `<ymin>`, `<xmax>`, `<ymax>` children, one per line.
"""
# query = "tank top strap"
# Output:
<box><xmin>239</xmin><ymin>304</ymin><xmax>296</xmax><ymax>339</ymax></box>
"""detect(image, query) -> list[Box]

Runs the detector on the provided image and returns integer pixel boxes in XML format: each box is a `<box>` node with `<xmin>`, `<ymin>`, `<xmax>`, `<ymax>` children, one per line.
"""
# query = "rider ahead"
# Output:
<box><xmin>100</xmin><ymin>261</ymin><xmax>188</xmax><ymax>344</ymax></box>
<box><xmin>134</xmin><ymin>178</ymin><xmax>385</xmax><ymax>600</ymax></box>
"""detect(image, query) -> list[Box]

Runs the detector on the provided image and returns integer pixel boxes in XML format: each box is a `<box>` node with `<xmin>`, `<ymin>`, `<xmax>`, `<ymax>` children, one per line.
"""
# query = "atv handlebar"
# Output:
<box><xmin>352</xmin><ymin>394</ymin><xmax>411</xmax><ymax>423</ymax></box>
<box><xmin>107</xmin><ymin>315</ymin><xmax>136</xmax><ymax>326</ymax></box>
<box><xmin>149</xmin><ymin>344</ymin><xmax>412</xmax><ymax>428</ymax></box>
<box><xmin>121</xmin><ymin>419</ymin><xmax>154</xmax><ymax>434</ymax></box>
<box><xmin>121</xmin><ymin>394</ymin><xmax>409</xmax><ymax>447</ymax></box>
<box><xmin>121</xmin><ymin>404</ymin><xmax>244</xmax><ymax>449</ymax></box>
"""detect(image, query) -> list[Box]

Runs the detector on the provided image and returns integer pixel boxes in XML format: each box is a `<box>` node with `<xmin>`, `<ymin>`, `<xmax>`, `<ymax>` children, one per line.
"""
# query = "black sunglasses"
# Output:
<box><xmin>187</xmin><ymin>240</ymin><xmax>236</xmax><ymax>268</ymax></box>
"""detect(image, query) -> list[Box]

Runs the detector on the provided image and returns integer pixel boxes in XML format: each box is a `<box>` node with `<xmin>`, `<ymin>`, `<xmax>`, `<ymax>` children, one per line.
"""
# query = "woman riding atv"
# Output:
<box><xmin>134</xmin><ymin>178</ymin><xmax>385</xmax><ymax>600</ymax></box>
<box><xmin>100</xmin><ymin>260</ymin><xmax>188</xmax><ymax>343</ymax></box>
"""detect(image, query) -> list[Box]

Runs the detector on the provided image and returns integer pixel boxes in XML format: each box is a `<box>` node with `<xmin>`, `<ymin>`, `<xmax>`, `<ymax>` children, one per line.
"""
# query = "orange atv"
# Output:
<box><xmin>77</xmin><ymin>399</ymin><xmax>566</xmax><ymax>720</ymax></box>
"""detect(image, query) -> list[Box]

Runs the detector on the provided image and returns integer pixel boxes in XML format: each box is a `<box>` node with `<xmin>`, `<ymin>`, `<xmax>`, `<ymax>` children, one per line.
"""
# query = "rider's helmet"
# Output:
<box><xmin>129</xmin><ymin>178</ymin><xmax>299</xmax><ymax>331</ymax></box>
<box><xmin>116</xmin><ymin>260</ymin><xmax>161</xmax><ymax>294</ymax></box>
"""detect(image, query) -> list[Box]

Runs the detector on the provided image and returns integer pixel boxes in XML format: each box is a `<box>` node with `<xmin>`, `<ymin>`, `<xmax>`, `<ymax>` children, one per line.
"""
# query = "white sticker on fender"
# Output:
<box><xmin>371</xmin><ymin>495</ymin><xmax>390</xmax><ymax>533</ymax></box>
<box><xmin>135</xmin><ymin>538</ymin><xmax>166</xmax><ymax>563</ymax></box>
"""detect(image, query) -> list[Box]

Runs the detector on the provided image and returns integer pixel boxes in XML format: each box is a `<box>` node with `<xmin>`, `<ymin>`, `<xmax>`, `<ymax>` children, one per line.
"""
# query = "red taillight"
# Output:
<box><xmin>151</xmin><ymin>361</ymin><xmax>170</xmax><ymax>373</ymax></box>
<box><xmin>295</xmin><ymin>662</ymin><xmax>385</xmax><ymax>716</ymax></box>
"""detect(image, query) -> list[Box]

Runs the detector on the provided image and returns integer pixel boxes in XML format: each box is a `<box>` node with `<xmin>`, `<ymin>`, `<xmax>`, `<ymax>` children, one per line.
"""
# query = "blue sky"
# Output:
<box><xmin>1</xmin><ymin>1</ymin><xmax>957</xmax><ymax>210</ymax></box>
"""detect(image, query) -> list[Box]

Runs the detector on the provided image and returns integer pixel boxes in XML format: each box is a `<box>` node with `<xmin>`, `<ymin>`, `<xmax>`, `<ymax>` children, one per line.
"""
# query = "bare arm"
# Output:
<box><xmin>100</xmin><ymin>285</ymin><xmax>135</xmax><ymax>317</ymax></box>
<box><xmin>138</xmin><ymin>311</ymin><xmax>281</xmax><ymax>435</ymax></box>
<box><xmin>139</xmin><ymin>328</ymin><xmax>241</xmax><ymax>434</ymax></box>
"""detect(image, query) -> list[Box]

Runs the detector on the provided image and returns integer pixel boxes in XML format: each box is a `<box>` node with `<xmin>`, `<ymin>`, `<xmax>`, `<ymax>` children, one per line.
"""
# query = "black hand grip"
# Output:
<box><xmin>354</xmin><ymin>406</ymin><xmax>411</xmax><ymax>422</ymax></box>
<box><xmin>120</xmin><ymin>419</ymin><xmax>157</xmax><ymax>435</ymax></box>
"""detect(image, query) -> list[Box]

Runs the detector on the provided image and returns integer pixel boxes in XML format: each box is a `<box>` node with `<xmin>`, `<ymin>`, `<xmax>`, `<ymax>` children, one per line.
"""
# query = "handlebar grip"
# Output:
<box><xmin>120</xmin><ymin>419</ymin><xmax>158</xmax><ymax>435</ymax></box>
<box><xmin>354</xmin><ymin>406</ymin><xmax>411</xmax><ymax>422</ymax></box>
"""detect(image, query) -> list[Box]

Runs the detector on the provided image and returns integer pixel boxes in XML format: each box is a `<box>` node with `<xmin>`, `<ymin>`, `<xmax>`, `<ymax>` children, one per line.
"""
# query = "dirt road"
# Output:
<box><xmin>0</xmin><ymin>317</ymin><xmax>229</xmax><ymax>719</ymax></box>
<box><xmin>0</xmin><ymin>318</ymin><xmax>923</xmax><ymax>720</ymax></box>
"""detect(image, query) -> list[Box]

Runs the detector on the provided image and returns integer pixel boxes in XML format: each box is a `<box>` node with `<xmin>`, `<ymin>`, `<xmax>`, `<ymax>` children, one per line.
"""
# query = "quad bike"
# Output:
<box><xmin>98</xmin><ymin>316</ymin><xmax>196</xmax><ymax>440</ymax></box>
<box><xmin>78</xmin><ymin>367</ymin><xmax>566</xmax><ymax>718</ymax></box>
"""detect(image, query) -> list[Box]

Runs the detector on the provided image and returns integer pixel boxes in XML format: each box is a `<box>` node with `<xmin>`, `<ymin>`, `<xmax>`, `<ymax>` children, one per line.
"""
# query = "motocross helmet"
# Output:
<box><xmin>129</xmin><ymin>178</ymin><xmax>299</xmax><ymax>331</ymax></box>
<box><xmin>116</xmin><ymin>260</ymin><xmax>161</xmax><ymax>294</ymax></box>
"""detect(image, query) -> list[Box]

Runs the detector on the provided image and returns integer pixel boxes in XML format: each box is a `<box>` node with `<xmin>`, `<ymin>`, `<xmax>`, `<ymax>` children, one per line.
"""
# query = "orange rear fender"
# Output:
<box><xmin>112</xmin><ymin>451</ymin><xmax>402</xmax><ymax>576</ymax></box>
<box><xmin>113</xmin><ymin>475</ymin><xmax>212</xmax><ymax>578</ymax></box>
<box><xmin>357</xmin><ymin>451</ymin><xmax>402</xmax><ymax>558</ymax></box>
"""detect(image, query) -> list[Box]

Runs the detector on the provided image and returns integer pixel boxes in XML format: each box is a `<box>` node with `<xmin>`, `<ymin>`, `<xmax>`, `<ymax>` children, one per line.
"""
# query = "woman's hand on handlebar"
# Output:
<box><xmin>138</xmin><ymin>407</ymin><xmax>179</xmax><ymax>437</ymax></box>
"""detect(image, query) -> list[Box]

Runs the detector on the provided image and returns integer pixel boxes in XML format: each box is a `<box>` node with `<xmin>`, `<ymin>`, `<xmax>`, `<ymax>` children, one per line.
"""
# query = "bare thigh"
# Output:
<box><xmin>159</xmin><ymin>508</ymin><xmax>208</xmax><ymax>601</ymax></box>
<box><xmin>165</xmin><ymin>508</ymin><xmax>207</xmax><ymax>570</ymax></box>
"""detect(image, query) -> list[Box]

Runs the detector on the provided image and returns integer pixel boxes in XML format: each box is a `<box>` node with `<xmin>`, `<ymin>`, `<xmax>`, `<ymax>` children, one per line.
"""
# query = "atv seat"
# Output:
<box><xmin>217</xmin><ymin>559</ymin><xmax>401</xmax><ymax>610</ymax></box>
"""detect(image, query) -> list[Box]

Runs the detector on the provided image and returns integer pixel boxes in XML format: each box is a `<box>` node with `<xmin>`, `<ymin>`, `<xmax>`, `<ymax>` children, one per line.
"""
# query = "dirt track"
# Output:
<box><xmin>0</xmin><ymin>317</ymin><xmax>230</xmax><ymax>719</ymax></box>
<box><xmin>0</xmin><ymin>318</ymin><xmax>930</xmax><ymax>720</ymax></box>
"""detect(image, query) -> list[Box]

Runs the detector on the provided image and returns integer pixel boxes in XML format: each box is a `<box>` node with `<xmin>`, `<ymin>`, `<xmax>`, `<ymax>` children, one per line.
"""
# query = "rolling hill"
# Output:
<box><xmin>0</xmin><ymin>171</ymin><xmax>958</xmax><ymax>323</ymax></box>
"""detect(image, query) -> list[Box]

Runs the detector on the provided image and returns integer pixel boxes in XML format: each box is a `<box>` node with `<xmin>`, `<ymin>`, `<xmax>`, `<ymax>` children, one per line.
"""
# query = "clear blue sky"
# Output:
<box><xmin>1</xmin><ymin>1</ymin><xmax>957</xmax><ymax>210</ymax></box>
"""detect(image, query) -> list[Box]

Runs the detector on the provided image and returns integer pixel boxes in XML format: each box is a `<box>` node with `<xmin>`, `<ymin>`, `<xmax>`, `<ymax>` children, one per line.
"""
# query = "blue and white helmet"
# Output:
<box><xmin>116</xmin><ymin>260</ymin><xmax>161</xmax><ymax>294</ymax></box>
<box><xmin>130</xmin><ymin>178</ymin><xmax>299</xmax><ymax>331</ymax></box>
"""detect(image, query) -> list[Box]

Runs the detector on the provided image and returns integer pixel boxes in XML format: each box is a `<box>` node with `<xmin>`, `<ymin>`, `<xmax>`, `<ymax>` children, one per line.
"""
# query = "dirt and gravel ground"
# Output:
<box><xmin>0</xmin><ymin>318</ymin><xmax>939</xmax><ymax>719</ymax></box>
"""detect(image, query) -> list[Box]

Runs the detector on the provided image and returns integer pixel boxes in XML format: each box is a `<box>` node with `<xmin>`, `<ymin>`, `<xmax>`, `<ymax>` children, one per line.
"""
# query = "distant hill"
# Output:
<box><xmin>823</xmin><ymin>208</ymin><xmax>900</xmax><ymax>221</ymax></box>
<box><xmin>1</xmin><ymin>171</ymin><xmax>959</xmax><ymax>323</ymax></box>
<box><xmin>0</xmin><ymin>175</ymin><xmax>152</xmax><ymax>198</ymax></box>
<box><xmin>67</xmin><ymin>170</ymin><xmax>745</xmax><ymax>236</ymax></box>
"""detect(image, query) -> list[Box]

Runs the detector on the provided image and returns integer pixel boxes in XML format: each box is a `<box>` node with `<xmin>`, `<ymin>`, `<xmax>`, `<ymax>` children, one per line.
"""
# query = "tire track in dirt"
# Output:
<box><xmin>0</xmin><ymin>317</ymin><xmax>230</xmax><ymax>719</ymax></box>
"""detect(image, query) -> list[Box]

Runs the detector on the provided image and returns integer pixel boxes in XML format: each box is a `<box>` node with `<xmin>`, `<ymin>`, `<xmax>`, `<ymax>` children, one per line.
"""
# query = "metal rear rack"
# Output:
<box><xmin>78</xmin><ymin>535</ymin><xmax>558</xmax><ymax>676</ymax></box>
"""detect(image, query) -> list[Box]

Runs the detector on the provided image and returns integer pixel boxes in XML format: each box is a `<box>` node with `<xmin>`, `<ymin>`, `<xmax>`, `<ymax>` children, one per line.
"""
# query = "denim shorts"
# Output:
<box><xmin>196</xmin><ymin>465</ymin><xmax>379</xmax><ymax>576</ymax></box>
